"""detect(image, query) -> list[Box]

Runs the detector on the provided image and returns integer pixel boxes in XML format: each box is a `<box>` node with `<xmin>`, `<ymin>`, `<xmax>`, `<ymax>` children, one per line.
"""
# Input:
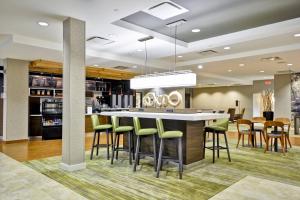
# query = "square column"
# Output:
<box><xmin>3</xmin><ymin>58</ymin><xmax>29</xmax><ymax>141</ymax></box>
<box><xmin>60</xmin><ymin>17</ymin><xmax>86</xmax><ymax>171</ymax></box>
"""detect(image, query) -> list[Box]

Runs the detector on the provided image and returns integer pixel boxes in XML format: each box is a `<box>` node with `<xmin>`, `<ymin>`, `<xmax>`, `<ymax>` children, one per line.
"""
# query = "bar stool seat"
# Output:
<box><xmin>111</xmin><ymin>116</ymin><xmax>135</xmax><ymax>165</ymax></box>
<box><xmin>133</xmin><ymin>117</ymin><xmax>158</xmax><ymax>172</ymax></box>
<box><xmin>160</xmin><ymin>131</ymin><xmax>183</xmax><ymax>138</ymax></box>
<box><xmin>90</xmin><ymin>115</ymin><xmax>113</xmax><ymax>160</ymax></box>
<box><xmin>94</xmin><ymin>124</ymin><xmax>112</xmax><ymax>130</ymax></box>
<box><xmin>137</xmin><ymin>128</ymin><xmax>158</xmax><ymax>136</ymax></box>
<box><xmin>115</xmin><ymin>126</ymin><xmax>133</xmax><ymax>132</ymax></box>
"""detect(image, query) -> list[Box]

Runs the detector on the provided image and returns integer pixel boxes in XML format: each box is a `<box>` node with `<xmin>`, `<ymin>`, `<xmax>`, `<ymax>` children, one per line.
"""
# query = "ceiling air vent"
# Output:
<box><xmin>143</xmin><ymin>1</ymin><xmax>189</xmax><ymax>20</ymax></box>
<box><xmin>198</xmin><ymin>50</ymin><xmax>218</xmax><ymax>56</ymax></box>
<box><xmin>276</xmin><ymin>70</ymin><xmax>294</xmax><ymax>75</ymax></box>
<box><xmin>113</xmin><ymin>66</ymin><xmax>129</xmax><ymax>70</ymax></box>
<box><xmin>260</xmin><ymin>56</ymin><xmax>282</xmax><ymax>62</ymax></box>
<box><xmin>86</xmin><ymin>36</ymin><xmax>115</xmax><ymax>46</ymax></box>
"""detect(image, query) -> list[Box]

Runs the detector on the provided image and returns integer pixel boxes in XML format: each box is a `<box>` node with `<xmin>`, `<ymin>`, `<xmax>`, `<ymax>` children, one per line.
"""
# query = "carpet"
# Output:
<box><xmin>24</xmin><ymin>140</ymin><xmax>300</xmax><ymax>200</ymax></box>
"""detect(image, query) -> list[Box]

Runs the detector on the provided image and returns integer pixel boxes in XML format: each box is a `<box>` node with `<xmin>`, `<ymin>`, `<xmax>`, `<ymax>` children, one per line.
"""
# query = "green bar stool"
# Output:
<box><xmin>111</xmin><ymin>116</ymin><xmax>134</xmax><ymax>165</ymax></box>
<box><xmin>133</xmin><ymin>117</ymin><xmax>158</xmax><ymax>172</ymax></box>
<box><xmin>156</xmin><ymin>118</ymin><xmax>183</xmax><ymax>179</ymax></box>
<box><xmin>203</xmin><ymin>118</ymin><xmax>231</xmax><ymax>163</ymax></box>
<box><xmin>90</xmin><ymin>115</ymin><xmax>113</xmax><ymax>160</ymax></box>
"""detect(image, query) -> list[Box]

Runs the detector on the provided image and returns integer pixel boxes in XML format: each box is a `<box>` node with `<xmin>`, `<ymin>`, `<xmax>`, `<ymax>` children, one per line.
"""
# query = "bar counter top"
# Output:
<box><xmin>100</xmin><ymin>111</ymin><xmax>229</xmax><ymax>121</ymax></box>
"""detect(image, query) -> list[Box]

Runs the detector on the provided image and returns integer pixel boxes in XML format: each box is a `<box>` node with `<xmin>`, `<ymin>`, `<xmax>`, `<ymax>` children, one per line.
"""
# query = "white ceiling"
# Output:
<box><xmin>0</xmin><ymin>0</ymin><xmax>300</xmax><ymax>85</ymax></box>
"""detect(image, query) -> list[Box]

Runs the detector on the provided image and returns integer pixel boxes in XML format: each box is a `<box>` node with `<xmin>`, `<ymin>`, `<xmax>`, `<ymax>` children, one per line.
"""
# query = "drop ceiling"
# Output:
<box><xmin>120</xmin><ymin>0</ymin><xmax>300</xmax><ymax>43</ymax></box>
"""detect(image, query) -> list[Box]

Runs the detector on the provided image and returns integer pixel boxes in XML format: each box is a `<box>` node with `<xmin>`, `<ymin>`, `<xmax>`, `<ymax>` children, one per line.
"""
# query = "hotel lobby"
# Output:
<box><xmin>1</xmin><ymin>0</ymin><xmax>300</xmax><ymax>199</ymax></box>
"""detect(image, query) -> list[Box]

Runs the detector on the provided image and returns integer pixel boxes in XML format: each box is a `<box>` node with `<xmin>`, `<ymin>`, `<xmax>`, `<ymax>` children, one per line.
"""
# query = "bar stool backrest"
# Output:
<box><xmin>91</xmin><ymin>115</ymin><xmax>100</xmax><ymax>130</ymax></box>
<box><xmin>237</xmin><ymin>119</ymin><xmax>252</xmax><ymax>133</ymax></box>
<box><xmin>215</xmin><ymin>118</ymin><xmax>229</xmax><ymax>130</ymax></box>
<box><xmin>133</xmin><ymin>117</ymin><xmax>141</xmax><ymax>134</ymax></box>
<box><xmin>156</xmin><ymin>118</ymin><xmax>165</xmax><ymax>138</ymax></box>
<box><xmin>264</xmin><ymin>121</ymin><xmax>284</xmax><ymax>134</ymax></box>
<box><xmin>111</xmin><ymin>116</ymin><xmax>119</xmax><ymax>133</ymax></box>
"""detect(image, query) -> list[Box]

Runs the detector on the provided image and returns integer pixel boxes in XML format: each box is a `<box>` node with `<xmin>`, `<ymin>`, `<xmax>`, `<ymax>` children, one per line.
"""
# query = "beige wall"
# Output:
<box><xmin>3</xmin><ymin>58</ymin><xmax>29</xmax><ymax>141</ymax></box>
<box><xmin>192</xmin><ymin>85</ymin><xmax>253</xmax><ymax>119</ymax></box>
<box><xmin>274</xmin><ymin>74</ymin><xmax>291</xmax><ymax>119</ymax></box>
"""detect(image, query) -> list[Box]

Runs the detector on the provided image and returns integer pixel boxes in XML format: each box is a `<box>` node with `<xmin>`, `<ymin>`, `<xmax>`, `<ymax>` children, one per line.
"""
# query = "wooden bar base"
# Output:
<box><xmin>121</xmin><ymin>118</ymin><xmax>204</xmax><ymax>165</ymax></box>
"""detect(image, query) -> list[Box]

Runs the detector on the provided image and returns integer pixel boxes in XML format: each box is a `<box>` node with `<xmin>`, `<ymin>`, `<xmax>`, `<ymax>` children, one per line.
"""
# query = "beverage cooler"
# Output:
<box><xmin>41</xmin><ymin>100</ymin><xmax>62</xmax><ymax>140</ymax></box>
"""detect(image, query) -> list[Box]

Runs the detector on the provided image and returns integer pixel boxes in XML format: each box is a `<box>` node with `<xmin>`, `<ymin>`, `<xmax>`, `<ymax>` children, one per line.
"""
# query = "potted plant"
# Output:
<box><xmin>261</xmin><ymin>89</ymin><xmax>274</xmax><ymax>120</ymax></box>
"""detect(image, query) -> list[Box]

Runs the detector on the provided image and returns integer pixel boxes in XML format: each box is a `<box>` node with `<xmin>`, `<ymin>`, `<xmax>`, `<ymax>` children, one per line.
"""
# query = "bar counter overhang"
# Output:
<box><xmin>101</xmin><ymin>111</ymin><xmax>229</xmax><ymax>165</ymax></box>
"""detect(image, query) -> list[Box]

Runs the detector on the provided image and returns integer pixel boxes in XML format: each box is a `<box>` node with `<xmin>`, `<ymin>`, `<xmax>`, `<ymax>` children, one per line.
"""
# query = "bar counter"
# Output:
<box><xmin>101</xmin><ymin>111</ymin><xmax>229</xmax><ymax>165</ymax></box>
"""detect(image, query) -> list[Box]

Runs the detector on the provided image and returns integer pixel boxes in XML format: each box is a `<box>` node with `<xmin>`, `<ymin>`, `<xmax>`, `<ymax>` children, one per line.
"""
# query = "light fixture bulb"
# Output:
<box><xmin>192</xmin><ymin>29</ymin><xmax>201</xmax><ymax>33</ymax></box>
<box><xmin>38</xmin><ymin>21</ymin><xmax>49</xmax><ymax>27</ymax></box>
<box><xmin>224</xmin><ymin>46</ymin><xmax>231</xmax><ymax>50</ymax></box>
<box><xmin>198</xmin><ymin>65</ymin><xmax>203</xmax><ymax>69</ymax></box>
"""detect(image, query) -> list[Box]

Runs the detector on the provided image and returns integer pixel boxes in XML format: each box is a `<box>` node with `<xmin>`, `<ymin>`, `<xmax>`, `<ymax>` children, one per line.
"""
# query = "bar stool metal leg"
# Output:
<box><xmin>116</xmin><ymin>134</ymin><xmax>120</xmax><ymax>160</ymax></box>
<box><xmin>224</xmin><ymin>133</ymin><xmax>231</xmax><ymax>162</ymax></box>
<box><xmin>133</xmin><ymin>135</ymin><xmax>140</xmax><ymax>171</ymax></box>
<box><xmin>212</xmin><ymin>130</ymin><xmax>215</xmax><ymax>163</ymax></box>
<box><xmin>90</xmin><ymin>131</ymin><xmax>97</xmax><ymax>160</ymax></box>
<box><xmin>153</xmin><ymin>134</ymin><xmax>157</xmax><ymax>171</ymax></box>
<box><xmin>217</xmin><ymin>132</ymin><xmax>220</xmax><ymax>158</ymax></box>
<box><xmin>156</xmin><ymin>139</ymin><xmax>164</xmax><ymax>178</ymax></box>
<box><xmin>106</xmin><ymin>129</ymin><xmax>110</xmax><ymax>160</ymax></box>
<box><xmin>111</xmin><ymin>132</ymin><xmax>117</xmax><ymax>165</ymax></box>
<box><xmin>129</xmin><ymin>131</ymin><xmax>132</xmax><ymax>165</ymax></box>
<box><xmin>203</xmin><ymin>131</ymin><xmax>206</xmax><ymax>158</ymax></box>
<box><xmin>178</xmin><ymin>138</ymin><xmax>183</xmax><ymax>179</ymax></box>
<box><xmin>96</xmin><ymin>131</ymin><xmax>100</xmax><ymax>156</ymax></box>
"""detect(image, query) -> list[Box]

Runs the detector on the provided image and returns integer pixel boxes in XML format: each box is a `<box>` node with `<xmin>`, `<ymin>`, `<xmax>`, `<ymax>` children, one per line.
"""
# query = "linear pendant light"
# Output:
<box><xmin>130</xmin><ymin>20</ymin><xmax>196</xmax><ymax>90</ymax></box>
<box><xmin>130</xmin><ymin>70</ymin><xmax>196</xmax><ymax>89</ymax></box>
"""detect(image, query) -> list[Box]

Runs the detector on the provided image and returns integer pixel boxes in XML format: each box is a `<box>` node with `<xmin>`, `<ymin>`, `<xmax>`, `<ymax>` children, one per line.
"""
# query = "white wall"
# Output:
<box><xmin>274</xmin><ymin>74</ymin><xmax>291</xmax><ymax>118</ymax></box>
<box><xmin>192</xmin><ymin>85</ymin><xmax>253</xmax><ymax>119</ymax></box>
<box><xmin>3</xmin><ymin>58</ymin><xmax>29</xmax><ymax>141</ymax></box>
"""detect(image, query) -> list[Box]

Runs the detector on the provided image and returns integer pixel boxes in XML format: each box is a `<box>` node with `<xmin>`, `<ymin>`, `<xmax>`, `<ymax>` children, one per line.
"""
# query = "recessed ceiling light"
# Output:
<box><xmin>197</xmin><ymin>65</ymin><xmax>203</xmax><ymax>69</ymax></box>
<box><xmin>224</xmin><ymin>46</ymin><xmax>231</xmax><ymax>50</ymax></box>
<box><xmin>239</xmin><ymin>63</ymin><xmax>245</xmax><ymax>67</ymax></box>
<box><xmin>294</xmin><ymin>33</ymin><xmax>300</xmax><ymax>37</ymax></box>
<box><xmin>192</xmin><ymin>28</ymin><xmax>201</xmax><ymax>33</ymax></box>
<box><xmin>259</xmin><ymin>70</ymin><xmax>265</xmax><ymax>73</ymax></box>
<box><xmin>136</xmin><ymin>49</ymin><xmax>143</xmax><ymax>52</ymax></box>
<box><xmin>93</xmin><ymin>64</ymin><xmax>99</xmax><ymax>67</ymax></box>
<box><xmin>287</xmin><ymin>63</ymin><xmax>293</xmax><ymax>66</ymax></box>
<box><xmin>228</xmin><ymin>69</ymin><xmax>232</xmax><ymax>72</ymax></box>
<box><xmin>178</xmin><ymin>55</ymin><xmax>183</xmax><ymax>58</ymax></box>
<box><xmin>38</xmin><ymin>21</ymin><xmax>49</xmax><ymax>27</ymax></box>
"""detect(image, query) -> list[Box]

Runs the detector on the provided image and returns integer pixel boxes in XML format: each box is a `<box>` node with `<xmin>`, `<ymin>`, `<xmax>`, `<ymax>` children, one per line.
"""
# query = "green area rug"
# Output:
<box><xmin>24</xmin><ymin>139</ymin><xmax>300</xmax><ymax>200</ymax></box>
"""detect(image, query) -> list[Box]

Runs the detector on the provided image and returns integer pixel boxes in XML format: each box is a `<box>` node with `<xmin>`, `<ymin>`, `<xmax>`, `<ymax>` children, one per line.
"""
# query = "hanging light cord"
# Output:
<box><xmin>144</xmin><ymin>40</ymin><xmax>148</xmax><ymax>75</ymax></box>
<box><xmin>174</xmin><ymin>25</ymin><xmax>177</xmax><ymax>72</ymax></box>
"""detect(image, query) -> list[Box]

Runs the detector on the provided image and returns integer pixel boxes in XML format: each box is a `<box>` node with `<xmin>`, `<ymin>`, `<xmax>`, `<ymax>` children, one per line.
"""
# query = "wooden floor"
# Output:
<box><xmin>0</xmin><ymin>132</ymin><xmax>299</xmax><ymax>162</ymax></box>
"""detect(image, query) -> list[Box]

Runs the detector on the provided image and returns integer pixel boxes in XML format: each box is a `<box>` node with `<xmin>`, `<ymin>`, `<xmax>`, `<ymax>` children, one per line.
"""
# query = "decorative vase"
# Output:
<box><xmin>263</xmin><ymin>111</ymin><xmax>274</xmax><ymax>121</ymax></box>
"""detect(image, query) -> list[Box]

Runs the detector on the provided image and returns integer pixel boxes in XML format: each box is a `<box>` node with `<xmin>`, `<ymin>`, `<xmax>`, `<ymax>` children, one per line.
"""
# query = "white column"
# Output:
<box><xmin>3</xmin><ymin>58</ymin><xmax>29</xmax><ymax>141</ymax></box>
<box><xmin>60</xmin><ymin>17</ymin><xmax>86</xmax><ymax>171</ymax></box>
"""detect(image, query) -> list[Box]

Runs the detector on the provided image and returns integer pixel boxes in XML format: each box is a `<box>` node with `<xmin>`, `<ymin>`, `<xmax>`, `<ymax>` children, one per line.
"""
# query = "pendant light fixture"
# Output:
<box><xmin>130</xmin><ymin>19</ymin><xmax>196</xmax><ymax>90</ymax></box>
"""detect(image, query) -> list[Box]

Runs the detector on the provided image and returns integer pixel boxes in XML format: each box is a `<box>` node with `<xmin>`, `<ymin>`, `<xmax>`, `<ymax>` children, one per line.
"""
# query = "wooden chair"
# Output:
<box><xmin>274</xmin><ymin>118</ymin><xmax>292</xmax><ymax>149</ymax></box>
<box><xmin>234</xmin><ymin>108</ymin><xmax>245</xmax><ymax>121</ymax></box>
<box><xmin>252</xmin><ymin>117</ymin><xmax>266</xmax><ymax>148</ymax></box>
<box><xmin>236</xmin><ymin>119</ymin><xmax>253</xmax><ymax>148</ymax></box>
<box><xmin>264</xmin><ymin>121</ymin><xmax>285</xmax><ymax>154</ymax></box>
<box><xmin>227</xmin><ymin>108</ymin><xmax>236</xmax><ymax>123</ymax></box>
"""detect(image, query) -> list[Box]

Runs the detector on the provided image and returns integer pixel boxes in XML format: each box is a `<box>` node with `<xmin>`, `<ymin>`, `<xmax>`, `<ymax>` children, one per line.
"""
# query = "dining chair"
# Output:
<box><xmin>236</xmin><ymin>119</ymin><xmax>253</xmax><ymax>148</ymax></box>
<box><xmin>227</xmin><ymin>108</ymin><xmax>236</xmax><ymax>123</ymax></box>
<box><xmin>252</xmin><ymin>117</ymin><xmax>266</xmax><ymax>148</ymax></box>
<box><xmin>274</xmin><ymin>118</ymin><xmax>292</xmax><ymax>149</ymax></box>
<box><xmin>264</xmin><ymin>121</ymin><xmax>285</xmax><ymax>154</ymax></box>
